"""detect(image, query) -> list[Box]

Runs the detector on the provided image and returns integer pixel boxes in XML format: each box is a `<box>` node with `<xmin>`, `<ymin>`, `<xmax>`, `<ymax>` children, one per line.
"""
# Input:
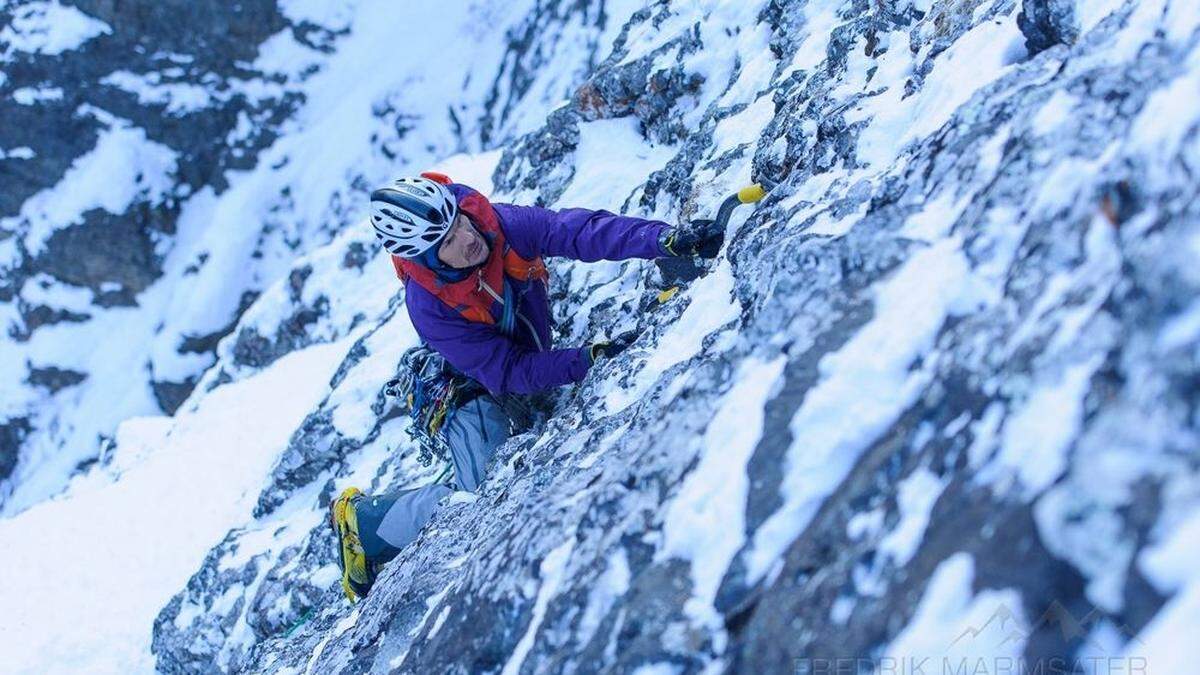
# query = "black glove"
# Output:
<box><xmin>658</xmin><ymin>219</ymin><xmax>724</xmax><ymax>259</ymax></box>
<box><xmin>588</xmin><ymin>329</ymin><xmax>640</xmax><ymax>363</ymax></box>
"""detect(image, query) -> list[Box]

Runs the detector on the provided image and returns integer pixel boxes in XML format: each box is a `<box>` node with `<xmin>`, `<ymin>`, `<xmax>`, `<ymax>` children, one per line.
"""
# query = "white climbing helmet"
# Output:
<box><xmin>368</xmin><ymin>176</ymin><xmax>459</xmax><ymax>258</ymax></box>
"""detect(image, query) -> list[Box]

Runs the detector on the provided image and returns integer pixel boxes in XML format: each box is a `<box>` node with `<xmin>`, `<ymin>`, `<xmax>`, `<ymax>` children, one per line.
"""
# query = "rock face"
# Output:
<box><xmin>0</xmin><ymin>418</ymin><xmax>31</xmax><ymax>483</ymax></box>
<box><xmin>150</xmin><ymin>0</ymin><xmax>1200</xmax><ymax>673</ymax></box>
<box><xmin>0</xmin><ymin>0</ymin><xmax>300</xmax><ymax>510</ymax></box>
<box><xmin>0</xmin><ymin>0</ymin><xmax>624</xmax><ymax>513</ymax></box>
<box><xmin>1018</xmin><ymin>0</ymin><xmax>1079</xmax><ymax>54</ymax></box>
<box><xmin>5</xmin><ymin>0</ymin><xmax>1200</xmax><ymax>673</ymax></box>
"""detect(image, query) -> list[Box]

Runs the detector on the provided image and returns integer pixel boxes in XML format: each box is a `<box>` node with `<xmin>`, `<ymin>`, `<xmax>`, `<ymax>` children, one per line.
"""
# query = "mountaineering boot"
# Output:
<box><xmin>330</xmin><ymin>487</ymin><xmax>402</xmax><ymax>602</ymax></box>
<box><xmin>330</xmin><ymin>485</ymin><xmax>453</xmax><ymax>602</ymax></box>
<box><xmin>330</xmin><ymin>487</ymin><xmax>371</xmax><ymax>602</ymax></box>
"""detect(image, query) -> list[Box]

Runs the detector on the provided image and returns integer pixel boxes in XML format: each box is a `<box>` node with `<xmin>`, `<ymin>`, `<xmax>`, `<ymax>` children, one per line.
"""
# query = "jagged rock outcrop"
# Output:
<box><xmin>0</xmin><ymin>0</ymin><xmax>305</xmax><ymax>510</ymax></box>
<box><xmin>147</xmin><ymin>0</ymin><xmax>1200</xmax><ymax>673</ymax></box>
<box><xmin>1018</xmin><ymin>0</ymin><xmax>1079</xmax><ymax>54</ymax></box>
<box><xmin>4</xmin><ymin>0</ymin><xmax>1198</xmax><ymax>672</ymax></box>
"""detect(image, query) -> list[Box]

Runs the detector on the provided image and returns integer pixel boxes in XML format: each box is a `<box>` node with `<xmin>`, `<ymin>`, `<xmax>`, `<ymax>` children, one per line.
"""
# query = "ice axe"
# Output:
<box><xmin>655</xmin><ymin>175</ymin><xmax>779</xmax><ymax>299</ymax></box>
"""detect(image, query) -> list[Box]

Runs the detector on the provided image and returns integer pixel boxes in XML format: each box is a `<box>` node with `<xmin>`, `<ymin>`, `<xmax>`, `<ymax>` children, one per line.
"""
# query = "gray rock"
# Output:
<box><xmin>25</xmin><ymin>365</ymin><xmax>88</xmax><ymax>393</ymax></box>
<box><xmin>0</xmin><ymin>418</ymin><xmax>32</xmax><ymax>483</ymax></box>
<box><xmin>1018</xmin><ymin>0</ymin><xmax>1079</xmax><ymax>55</ymax></box>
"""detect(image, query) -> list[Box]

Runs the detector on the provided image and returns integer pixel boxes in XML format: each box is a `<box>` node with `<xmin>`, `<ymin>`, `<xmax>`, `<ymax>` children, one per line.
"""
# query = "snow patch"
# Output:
<box><xmin>855</xmin><ymin>16</ymin><xmax>1022</xmax><ymax>169</ymax></box>
<box><xmin>660</xmin><ymin>356</ymin><xmax>787</xmax><ymax>625</ymax></box>
<box><xmin>747</xmin><ymin>238</ymin><xmax>982</xmax><ymax>582</ymax></box>
<box><xmin>10</xmin><ymin>121</ymin><xmax>177</xmax><ymax>255</ymax></box>
<box><xmin>501</xmin><ymin>538</ymin><xmax>576</xmax><ymax>675</ymax></box>
<box><xmin>881</xmin><ymin>554</ymin><xmax>1028</xmax><ymax>664</ymax></box>
<box><xmin>0</xmin><ymin>1</ymin><xmax>110</xmax><ymax>58</ymax></box>
<box><xmin>101</xmin><ymin>71</ymin><xmax>214</xmax><ymax>116</ymax></box>
<box><xmin>990</xmin><ymin>358</ymin><xmax>1099</xmax><ymax>495</ymax></box>
<box><xmin>0</xmin><ymin>340</ymin><xmax>347</xmax><ymax>673</ymax></box>
<box><xmin>878</xmin><ymin>467</ymin><xmax>948</xmax><ymax>566</ymax></box>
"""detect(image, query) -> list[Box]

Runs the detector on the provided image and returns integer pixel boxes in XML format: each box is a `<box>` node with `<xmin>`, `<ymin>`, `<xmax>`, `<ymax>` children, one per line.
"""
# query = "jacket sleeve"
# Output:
<box><xmin>406</xmin><ymin>288</ymin><xmax>591</xmax><ymax>395</ymax></box>
<box><xmin>494</xmin><ymin>203</ymin><xmax>669</xmax><ymax>261</ymax></box>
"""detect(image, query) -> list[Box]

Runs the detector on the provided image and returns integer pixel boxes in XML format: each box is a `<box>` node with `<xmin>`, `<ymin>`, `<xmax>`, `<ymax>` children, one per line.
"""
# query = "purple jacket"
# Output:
<box><xmin>404</xmin><ymin>184</ymin><xmax>668</xmax><ymax>395</ymax></box>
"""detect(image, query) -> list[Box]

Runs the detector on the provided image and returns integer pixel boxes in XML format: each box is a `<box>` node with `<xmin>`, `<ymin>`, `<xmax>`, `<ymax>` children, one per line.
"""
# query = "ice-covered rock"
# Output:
<box><xmin>1</xmin><ymin>0</ymin><xmax>1198</xmax><ymax>673</ymax></box>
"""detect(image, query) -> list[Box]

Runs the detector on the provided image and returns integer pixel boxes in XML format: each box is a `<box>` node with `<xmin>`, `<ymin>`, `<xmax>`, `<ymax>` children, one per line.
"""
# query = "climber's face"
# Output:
<box><xmin>437</xmin><ymin>213</ymin><xmax>489</xmax><ymax>269</ymax></box>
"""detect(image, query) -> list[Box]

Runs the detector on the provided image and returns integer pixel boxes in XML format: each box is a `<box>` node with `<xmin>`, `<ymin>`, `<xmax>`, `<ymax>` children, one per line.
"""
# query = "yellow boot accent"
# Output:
<box><xmin>331</xmin><ymin>487</ymin><xmax>368</xmax><ymax>603</ymax></box>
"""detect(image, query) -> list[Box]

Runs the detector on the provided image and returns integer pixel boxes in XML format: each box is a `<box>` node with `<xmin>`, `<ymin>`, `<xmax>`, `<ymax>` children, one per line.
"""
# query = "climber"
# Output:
<box><xmin>374</xmin><ymin>172</ymin><xmax>724</xmax><ymax>396</ymax></box>
<box><xmin>329</xmin><ymin>172</ymin><xmax>724</xmax><ymax>602</ymax></box>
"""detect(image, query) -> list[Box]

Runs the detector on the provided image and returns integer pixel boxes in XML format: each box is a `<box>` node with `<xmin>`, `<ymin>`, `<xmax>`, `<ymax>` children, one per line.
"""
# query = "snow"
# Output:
<box><xmin>8</xmin><ymin>120</ymin><xmax>177</xmax><ymax>256</ymax></box>
<box><xmin>632</xmin><ymin>664</ymin><xmax>683</xmax><ymax>675</ymax></box>
<box><xmin>830</xmin><ymin>596</ymin><xmax>856</xmax><ymax>625</ymax></box>
<box><xmin>712</xmin><ymin>95</ymin><xmax>776</xmax><ymax>152</ymax></box>
<box><xmin>578</xmin><ymin>547</ymin><xmax>632</xmax><ymax>643</ymax></box>
<box><xmin>558</xmin><ymin>118</ymin><xmax>677</xmax><ymax>208</ymax></box>
<box><xmin>403</xmin><ymin>584</ymin><xmax>453</xmax><ymax>647</ymax></box>
<box><xmin>426</xmin><ymin>605</ymin><xmax>452</xmax><ymax>638</ymax></box>
<box><xmin>878</xmin><ymin>467</ymin><xmax>948</xmax><ymax>567</ymax></box>
<box><xmin>603</xmin><ymin>261</ymin><xmax>741</xmax><ymax>413</ymax></box>
<box><xmin>1140</xmin><ymin>506</ymin><xmax>1200</xmax><ymax>594</ymax></box>
<box><xmin>278</xmin><ymin>0</ymin><xmax>357</xmax><ymax>30</ymax></box>
<box><xmin>0</xmin><ymin>339</ymin><xmax>347</xmax><ymax>673</ymax></box>
<box><xmin>746</xmin><ymin>238</ymin><xmax>982</xmax><ymax>581</ymax></box>
<box><xmin>1130</xmin><ymin>505</ymin><xmax>1200</xmax><ymax>672</ymax></box>
<box><xmin>1163</xmin><ymin>0</ymin><xmax>1200</xmax><ymax>45</ymax></box>
<box><xmin>989</xmin><ymin>357</ymin><xmax>1099</xmax><ymax>495</ymax></box>
<box><xmin>1126</xmin><ymin>47</ymin><xmax>1200</xmax><ymax>183</ymax></box>
<box><xmin>1159</xmin><ymin>299</ymin><xmax>1200</xmax><ymax>352</ymax></box>
<box><xmin>0</xmin><ymin>146</ymin><xmax>35</xmax><ymax>160</ymax></box>
<box><xmin>1126</xmin><ymin>583</ymin><xmax>1198</xmax><ymax>675</ymax></box>
<box><xmin>101</xmin><ymin>71</ymin><xmax>214</xmax><ymax>116</ymax></box>
<box><xmin>306</xmin><ymin>608</ymin><xmax>359</xmax><ymax>674</ymax></box>
<box><xmin>854</xmin><ymin>15</ymin><xmax>1023</xmax><ymax>169</ymax></box>
<box><xmin>715</xmin><ymin>25</ymin><xmax>778</xmax><ymax>107</ymax></box>
<box><xmin>659</xmin><ymin>356</ymin><xmax>786</xmax><ymax>624</ymax></box>
<box><xmin>500</xmin><ymin>538</ymin><xmax>576</xmax><ymax>675</ymax></box>
<box><xmin>1034</xmin><ymin>483</ymin><xmax>1135</xmax><ymax>613</ymax></box>
<box><xmin>779</xmin><ymin>2</ymin><xmax>841</xmax><ymax>79</ymax></box>
<box><xmin>0</xmin><ymin>1</ymin><xmax>111</xmax><ymax>58</ymax></box>
<box><xmin>900</xmin><ymin>190</ymin><xmax>970</xmax><ymax>242</ymax></box>
<box><xmin>1032</xmin><ymin>90</ymin><xmax>1078</xmax><ymax>133</ymax></box>
<box><xmin>1077</xmin><ymin>0</ymin><xmax>1130</xmax><ymax>36</ymax></box>
<box><xmin>2</xmin><ymin>0</ymin><xmax>1199</xmax><ymax>670</ymax></box>
<box><xmin>11</xmin><ymin>85</ymin><xmax>63</xmax><ymax>104</ymax></box>
<box><xmin>880</xmin><ymin>554</ymin><xmax>1027</xmax><ymax>667</ymax></box>
<box><xmin>434</xmin><ymin>150</ymin><xmax>505</xmax><ymax>196</ymax></box>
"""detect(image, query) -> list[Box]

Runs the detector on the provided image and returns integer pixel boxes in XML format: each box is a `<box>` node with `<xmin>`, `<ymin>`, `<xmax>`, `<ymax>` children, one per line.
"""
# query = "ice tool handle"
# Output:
<box><xmin>711</xmin><ymin>176</ymin><xmax>777</xmax><ymax>232</ymax></box>
<box><xmin>654</xmin><ymin>176</ymin><xmax>778</xmax><ymax>303</ymax></box>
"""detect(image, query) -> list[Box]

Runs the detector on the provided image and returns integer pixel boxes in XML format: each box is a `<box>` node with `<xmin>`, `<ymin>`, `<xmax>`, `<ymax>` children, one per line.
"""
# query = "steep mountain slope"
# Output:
<box><xmin>0</xmin><ymin>0</ymin><xmax>634</xmax><ymax>514</ymax></box>
<box><xmin>2</xmin><ymin>0</ymin><xmax>1199</xmax><ymax>673</ymax></box>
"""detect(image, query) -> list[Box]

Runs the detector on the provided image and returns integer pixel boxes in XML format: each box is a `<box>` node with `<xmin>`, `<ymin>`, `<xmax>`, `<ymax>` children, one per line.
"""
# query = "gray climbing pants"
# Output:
<box><xmin>443</xmin><ymin>395</ymin><xmax>511</xmax><ymax>492</ymax></box>
<box><xmin>372</xmin><ymin>395</ymin><xmax>510</xmax><ymax>550</ymax></box>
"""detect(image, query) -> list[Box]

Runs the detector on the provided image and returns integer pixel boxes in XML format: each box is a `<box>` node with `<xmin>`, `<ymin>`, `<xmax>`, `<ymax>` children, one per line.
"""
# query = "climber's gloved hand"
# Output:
<box><xmin>658</xmin><ymin>219</ymin><xmax>724</xmax><ymax>259</ymax></box>
<box><xmin>588</xmin><ymin>329</ymin><xmax>640</xmax><ymax>364</ymax></box>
